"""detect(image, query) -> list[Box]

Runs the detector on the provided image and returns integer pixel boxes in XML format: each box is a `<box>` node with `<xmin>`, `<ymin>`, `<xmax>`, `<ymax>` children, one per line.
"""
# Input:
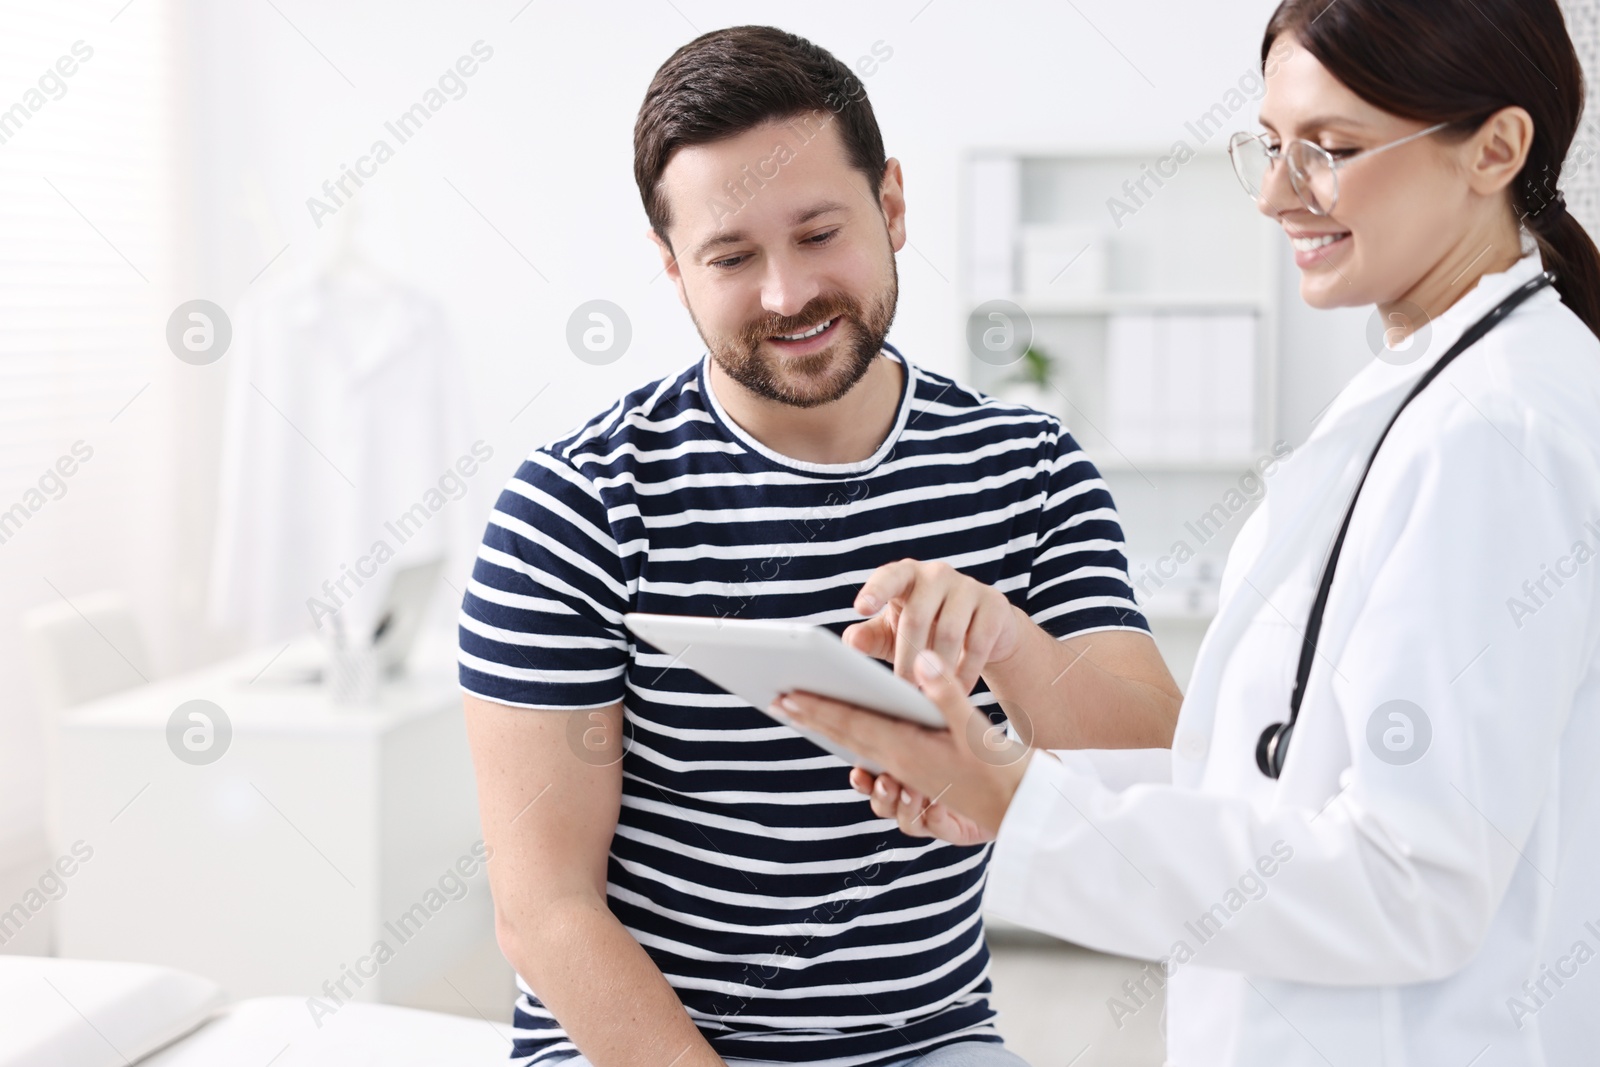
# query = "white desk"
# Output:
<box><xmin>48</xmin><ymin>633</ymin><xmax>492</xmax><ymax>1007</ymax></box>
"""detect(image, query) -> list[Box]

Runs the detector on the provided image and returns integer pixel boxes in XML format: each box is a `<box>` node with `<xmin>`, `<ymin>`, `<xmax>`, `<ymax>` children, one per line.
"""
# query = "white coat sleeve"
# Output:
<box><xmin>985</xmin><ymin>397</ymin><xmax>1600</xmax><ymax>985</ymax></box>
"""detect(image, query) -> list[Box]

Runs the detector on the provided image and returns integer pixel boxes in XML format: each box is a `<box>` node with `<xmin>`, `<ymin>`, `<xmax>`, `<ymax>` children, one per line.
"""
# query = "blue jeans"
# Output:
<box><xmin>555</xmin><ymin>1044</ymin><xmax>1030</xmax><ymax>1067</ymax></box>
<box><xmin>881</xmin><ymin>1041</ymin><xmax>1032</xmax><ymax>1067</ymax></box>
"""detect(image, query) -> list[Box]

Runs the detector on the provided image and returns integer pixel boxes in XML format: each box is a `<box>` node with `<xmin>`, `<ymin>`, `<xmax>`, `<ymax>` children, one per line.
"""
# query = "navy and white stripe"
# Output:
<box><xmin>459</xmin><ymin>344</ymin><xmax>1147</xmax><ymax>1066</ymax></box>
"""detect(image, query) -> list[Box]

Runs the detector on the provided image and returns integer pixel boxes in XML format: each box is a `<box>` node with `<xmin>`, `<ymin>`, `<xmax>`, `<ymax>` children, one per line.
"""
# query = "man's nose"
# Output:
<box><xmin>760</xmin><ymin>251</ymin><xmax>822</xmax><ymax>320</ymax></box>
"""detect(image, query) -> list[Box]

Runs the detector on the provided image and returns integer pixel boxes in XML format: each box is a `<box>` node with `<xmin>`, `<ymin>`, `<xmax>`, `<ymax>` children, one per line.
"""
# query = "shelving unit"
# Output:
<box><xmin>961</xmin><ymin>147</ymin><xmax>1283</xmax><ymax>687</ymax></box>
<box><xmin>1016</xmin><ymin>294</ymin><xmax>1266</xmax><ymax>314</ymax></box>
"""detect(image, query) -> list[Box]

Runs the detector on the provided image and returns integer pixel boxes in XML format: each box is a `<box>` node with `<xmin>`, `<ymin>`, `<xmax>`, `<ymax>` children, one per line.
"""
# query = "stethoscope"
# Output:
<box><xmin>1256</xmin><ymin>270</ymin><xmax>1558</xmax><ymax>779</ymax></box>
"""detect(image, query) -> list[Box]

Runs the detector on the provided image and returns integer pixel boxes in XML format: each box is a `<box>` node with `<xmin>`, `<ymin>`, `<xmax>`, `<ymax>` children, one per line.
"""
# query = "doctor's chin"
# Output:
<box><xmin>3</xmin><ymin>2</ymin><xmax>1599</xmax><ymax>1066</ymax></box>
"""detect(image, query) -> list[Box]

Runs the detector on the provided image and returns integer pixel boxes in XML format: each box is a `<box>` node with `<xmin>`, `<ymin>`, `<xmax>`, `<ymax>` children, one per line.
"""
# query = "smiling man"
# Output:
<box><xmin>458</xmin><ymin>25</ymin><xmax>1178</xmax><ymax>1067</ymax></box>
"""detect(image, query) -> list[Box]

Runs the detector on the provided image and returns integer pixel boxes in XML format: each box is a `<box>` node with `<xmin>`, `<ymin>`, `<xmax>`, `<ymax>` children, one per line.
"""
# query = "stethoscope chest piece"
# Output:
<box><xmin>1256</xmin><ymin>720</ymin><xmax>1293</xmax><ymax>778</ymax></box>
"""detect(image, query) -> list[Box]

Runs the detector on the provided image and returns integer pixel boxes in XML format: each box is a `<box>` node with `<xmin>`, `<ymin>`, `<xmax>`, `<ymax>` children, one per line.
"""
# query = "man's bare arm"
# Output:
<box><xmin>982</xmin><ymin>609</ymin><xmax>1181</xmax><ymax>750</ymax></box>
<box><xmin>845</xmin><ymin>560</ymin><xmax>1181</xmax><ymax>751</ymax></box>
<box><xmin>463</xmin><ymin>694</ymin><xmax>723</xmax><ymax>1067</ymax></box>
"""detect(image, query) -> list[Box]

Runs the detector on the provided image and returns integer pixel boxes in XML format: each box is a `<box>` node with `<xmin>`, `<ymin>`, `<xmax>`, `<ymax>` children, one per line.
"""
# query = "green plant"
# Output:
<box><xmin>1009</xmin><ymin>344</ymin><xmax>1055</xmax><ymax>388</ymax></box>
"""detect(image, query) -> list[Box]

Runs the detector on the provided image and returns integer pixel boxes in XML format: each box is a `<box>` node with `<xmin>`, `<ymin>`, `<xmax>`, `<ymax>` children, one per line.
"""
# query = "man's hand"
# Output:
<box><xmin>846</xmin><ymin>559</ymin><xmax>1024</xmax><ymax>693</ymax></box>
<box><xmin>847</xmin><ymin>557</ymin><xmax>1183</xmax><ymax>750</ymax></box>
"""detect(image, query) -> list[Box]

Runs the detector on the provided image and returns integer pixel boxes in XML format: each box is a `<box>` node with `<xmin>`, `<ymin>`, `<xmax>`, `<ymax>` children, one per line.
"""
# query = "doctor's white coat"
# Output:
<box><xmin>985</xmin><ymin>246</ymin><xmax>1600</xmax><ymax>1066</ymax></box>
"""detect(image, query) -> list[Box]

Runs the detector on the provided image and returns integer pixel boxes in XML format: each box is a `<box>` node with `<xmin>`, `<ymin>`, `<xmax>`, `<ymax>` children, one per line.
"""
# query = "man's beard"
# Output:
<box><xmin>698</xmin><ymin>262</ymin><xmax>898</xmax><ymax>410</ymax></box>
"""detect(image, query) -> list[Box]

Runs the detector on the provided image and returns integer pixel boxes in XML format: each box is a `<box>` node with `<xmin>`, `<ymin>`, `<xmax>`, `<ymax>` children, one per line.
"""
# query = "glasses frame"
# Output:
<box><xmin>1228</xmin><ymin>121</ymin><xmax>1451</xmax><ymax>215</ymax></box>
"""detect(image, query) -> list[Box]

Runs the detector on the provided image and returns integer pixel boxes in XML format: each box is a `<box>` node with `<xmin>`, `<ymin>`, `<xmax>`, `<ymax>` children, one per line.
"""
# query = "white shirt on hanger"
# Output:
<box><xmin>207</xmin><ymin>263</ymin><xmax>469</xmax><ymax>644</ymax></box>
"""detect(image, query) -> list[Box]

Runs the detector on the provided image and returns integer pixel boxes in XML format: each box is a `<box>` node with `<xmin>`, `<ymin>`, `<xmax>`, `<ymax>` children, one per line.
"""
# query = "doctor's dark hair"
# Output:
<box><xmin>633</xmin><ymin>25</ymin><xmax>888</xmax><ymax>249</ymax></box>
<box><xmin>1264</xmin><ymin>0</ymin><xmax>1600</xmax><ymax>339</ymax></box>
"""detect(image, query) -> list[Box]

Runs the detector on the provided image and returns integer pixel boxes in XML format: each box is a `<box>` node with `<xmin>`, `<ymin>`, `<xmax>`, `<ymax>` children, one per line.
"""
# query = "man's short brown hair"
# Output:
<box><xmin>633</xmin><ymin>25</ymin><xmax>888</xmax><ymax>247</ymax></box>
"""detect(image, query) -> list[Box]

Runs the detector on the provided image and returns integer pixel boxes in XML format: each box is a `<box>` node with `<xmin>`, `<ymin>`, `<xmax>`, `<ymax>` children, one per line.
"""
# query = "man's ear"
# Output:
<box><xmin>647</xmin><ymin>228</ymin><xmax>690</xmax><ymax>310</ymax></box>
<box><xmin>879</xmin><ymin>158</ymin><xmax>907</xmax><ymax>254</ymax></box>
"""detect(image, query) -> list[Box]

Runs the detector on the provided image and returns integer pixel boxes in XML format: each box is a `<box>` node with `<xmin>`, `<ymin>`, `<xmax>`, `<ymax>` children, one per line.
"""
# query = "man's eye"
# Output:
<box><xmin>806</xmin><ymin>229</ymin><xmax>839</xmax><ymax>245</ymax></box>
<box><xmin>711</xmin><ymin>255</ymin><xmax>745</xmax><ymax>270</ymax></box>
<box><xmin>1324</xmin><ymin>147</ymin><xmax>1360</xmax><ymax>159</ymax></box>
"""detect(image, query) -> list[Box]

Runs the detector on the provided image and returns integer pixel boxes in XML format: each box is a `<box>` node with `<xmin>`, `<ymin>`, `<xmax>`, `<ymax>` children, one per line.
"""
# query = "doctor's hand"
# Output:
<box><xmin>775</xmin><ymin>650</ymin><xmax>1033</xmax><ymax>843</ymax></box>
<box><xmin>842</xmin><ymin>768</ymin><xmax>994</xmax><ymax>846</ymax></box>
<box><xmin>846</xmin><ymin>559</ymin><xmax>1024</xmax><ymax>694</ymax></box>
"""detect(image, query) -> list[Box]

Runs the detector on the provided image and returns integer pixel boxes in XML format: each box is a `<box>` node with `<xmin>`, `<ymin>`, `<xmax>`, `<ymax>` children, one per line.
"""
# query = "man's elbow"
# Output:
<box><xmin>492</xmin><ymin>890</ymin><xmax>611</xmax><ymax>977</ymax></box>
<box><xmin>492</xmin><ymin>904</ymin><xmax>527</xmax><ymax>971</ymax></box>
<box><xmin>1153</xmin><ymin>689</ymin><xmax>1181</xmax><ymax>747</ymax></box>
<box><xmin>1123</xmin><ymin>686</ymin><xmax>1180</xmax><ymax>749</ymax></box>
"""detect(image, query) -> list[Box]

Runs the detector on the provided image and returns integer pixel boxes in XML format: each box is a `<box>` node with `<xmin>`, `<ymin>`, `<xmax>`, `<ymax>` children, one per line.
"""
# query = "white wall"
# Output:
<box><xmin>3</xmin><ymin>0</ymin><xmax>1386</xmax><ymax>876</ymax></box>
<box><xmin>172</xmin><ymin>0</ymin><xmax>1369</xmax><ymax>638</ymax></box>
<box><xmin>187</xmin><ymin>0</ymin><xmax>1285</xmax><ymax>371</ymax></box>
<box><xmin>0</xmin><ymin>0</ymin><xmax>185</xmax><ymax>889</ymax></box>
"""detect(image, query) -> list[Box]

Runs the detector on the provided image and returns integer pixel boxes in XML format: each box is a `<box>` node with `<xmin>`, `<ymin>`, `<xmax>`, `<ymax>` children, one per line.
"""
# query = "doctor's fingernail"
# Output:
<box><xmin>777</xmin><ymin>696</ymin><xmax>803</xmax><ymax>716</ymax></box>
<box><xmin>856</xmin><ymin>594</ymin><xmax>881</xmax><ymax>614</ymax></box>
<box><xmin>900</xmin><ymin>789</ymin><xmax>914</xmax><ymax>807</ymax></box>
<box><xmin>874</xmin><ymin>780</ymin><xmax>888</xmax><ymax>797</ymax></box>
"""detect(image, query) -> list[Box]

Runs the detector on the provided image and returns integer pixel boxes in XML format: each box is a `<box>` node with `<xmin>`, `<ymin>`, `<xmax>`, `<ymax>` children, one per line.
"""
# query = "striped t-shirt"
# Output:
<box><xmin>458</xmin><ymin>344</ymin><xmax>1147</xmax><ymax>1066</ymax></box>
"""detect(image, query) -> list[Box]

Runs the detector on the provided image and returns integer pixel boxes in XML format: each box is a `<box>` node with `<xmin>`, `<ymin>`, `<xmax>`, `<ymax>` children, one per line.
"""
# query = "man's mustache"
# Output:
<box><xmin>740</xmin><ymin>299</ymin><xmax>858</xmax><ymax>345</ymax></box>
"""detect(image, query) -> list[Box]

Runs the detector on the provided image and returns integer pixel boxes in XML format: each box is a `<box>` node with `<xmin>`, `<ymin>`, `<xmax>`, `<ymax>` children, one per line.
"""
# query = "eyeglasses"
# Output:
<box><xmin>1227</xmin><ymin>122</ymin><xmax>1450</xmax><ymax>215</ymax></box>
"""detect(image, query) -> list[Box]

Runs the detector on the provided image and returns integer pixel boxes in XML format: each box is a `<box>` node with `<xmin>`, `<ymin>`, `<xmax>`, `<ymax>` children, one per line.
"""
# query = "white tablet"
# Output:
<box><xmin>622</xmin><ymin>613</ymin><xmax>945</xmax><ymax>773</ymax></box>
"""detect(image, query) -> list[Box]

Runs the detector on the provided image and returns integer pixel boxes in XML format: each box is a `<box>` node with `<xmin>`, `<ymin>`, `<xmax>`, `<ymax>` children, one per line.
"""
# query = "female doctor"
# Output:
<box><xmin>777</xmin><ymin>0</ymin><xmax>1600</xmax><ymax>1063</ymax></box>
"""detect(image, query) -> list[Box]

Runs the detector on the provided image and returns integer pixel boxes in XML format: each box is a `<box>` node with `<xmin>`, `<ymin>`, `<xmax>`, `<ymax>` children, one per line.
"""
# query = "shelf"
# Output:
<box><xmin>972</xmin><ymin>293</ymin><xmax>1269</xmax><ymax>316</ymax></box>
<box><xmin>961</xmin><ymin>148</ymin><xmax>1281</xmax><ymax>595</ymax></box>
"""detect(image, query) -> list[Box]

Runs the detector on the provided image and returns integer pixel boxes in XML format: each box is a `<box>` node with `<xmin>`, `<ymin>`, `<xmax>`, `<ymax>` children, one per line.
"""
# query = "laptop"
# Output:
<box><xmin>248</xmin><ymin>556</ymin><xmax>446</xmax><ymax>684</ymax></box>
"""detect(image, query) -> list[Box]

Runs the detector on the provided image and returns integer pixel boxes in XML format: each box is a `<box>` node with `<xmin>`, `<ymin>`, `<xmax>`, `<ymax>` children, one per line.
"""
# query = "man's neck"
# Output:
<box><xmin>707</xmin><ymin>351</ymin><xmax>905</xmax><ymax>466</ymax></box>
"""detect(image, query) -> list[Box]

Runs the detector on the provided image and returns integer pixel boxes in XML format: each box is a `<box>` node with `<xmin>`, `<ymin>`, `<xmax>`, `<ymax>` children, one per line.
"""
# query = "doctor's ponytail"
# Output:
<box><xmin>1523</xmin><ymin>183</ymin><xmax>1600</xmax><ymax>341</ymax></box>
<box><xmin>1263</xmin><ymin>0</ymin><xmax>1600</xmax><ymax>340</ymax></box>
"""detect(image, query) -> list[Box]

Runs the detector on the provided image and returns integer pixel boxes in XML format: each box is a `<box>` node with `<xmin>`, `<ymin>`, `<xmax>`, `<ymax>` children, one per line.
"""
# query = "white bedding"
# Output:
<box><xmin>141</xmin><ymin>996</ymin><xmax>517</xmax><ymax>1065</ymax></box>
<box><xmin>0</xmin><ymin>956</ymin><xmax>516</xmax><ymax>1066</ymax></box>
<box><xmin>0</xmin><ymin>956</ymin><xmax>225</xmax><ymax>1067</ymax></box>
